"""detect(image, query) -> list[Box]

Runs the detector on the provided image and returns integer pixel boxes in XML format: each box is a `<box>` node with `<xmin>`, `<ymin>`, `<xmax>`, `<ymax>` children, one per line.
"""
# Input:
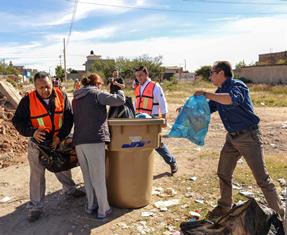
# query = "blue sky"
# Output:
<box><xmin>0</xmin><ymin>0</ymin><xmax>287</xmax><ymax>73</ymax></box>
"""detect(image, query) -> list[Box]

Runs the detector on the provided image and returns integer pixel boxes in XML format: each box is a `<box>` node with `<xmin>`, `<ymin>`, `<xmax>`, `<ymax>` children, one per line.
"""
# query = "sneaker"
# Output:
<box><xmin>96</xmin><ymin>208</ymin><xmax>112</xmax><ymax>220</ymax></box>
<box><xmin>170</xmin><ymin>163</ymin><xmax>178</xmax><ymax>175</ymax></box>
<box><xmin>85</xmin><ymin>205</ymin><xmax>99</xmax><ymax>215</ymax></box>
<box><xmin>68</xmin><ymin>189</ymin><xmax>86</xmax><ymax>198</ymax></box>
<box><xmin>28</xmin><ymin>209</ymin><xmax>42</xmax><ymax>222</ymax></box>
<box><xmin>206</xmin><ymin>206</ymin><xmax>229</xmax><ymax>221</ymax></box>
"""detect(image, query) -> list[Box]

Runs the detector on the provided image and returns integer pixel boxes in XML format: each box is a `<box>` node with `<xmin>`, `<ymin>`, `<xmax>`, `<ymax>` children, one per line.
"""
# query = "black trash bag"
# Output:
<box><xmin>35</xmin><ymin>136</ymin><xmax>78</xmax><ymax>173</ymax></box>
<box><xmin>180</xmin><ymin>198</ymin><xmax>285</xmax><ymax>235</ymax></box>
<box><xmin>108</xmin><ymin>96</ymin><xmax>135</xmax><ymax>119</ymax></box>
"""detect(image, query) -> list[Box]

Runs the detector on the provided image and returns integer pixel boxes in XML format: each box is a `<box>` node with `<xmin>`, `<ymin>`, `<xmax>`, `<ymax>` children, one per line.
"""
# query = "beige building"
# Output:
<box><xmin>83</xmin><ymin>50</ymin><xmax>115</xmax><ymax>72</ymax></box>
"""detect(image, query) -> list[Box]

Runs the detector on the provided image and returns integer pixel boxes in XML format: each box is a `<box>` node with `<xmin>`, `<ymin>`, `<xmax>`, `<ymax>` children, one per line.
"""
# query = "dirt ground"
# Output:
<box><xmin>0</xmin><ymin>106</ymin><xmax>286</xmax><ymax>235</ymax></box>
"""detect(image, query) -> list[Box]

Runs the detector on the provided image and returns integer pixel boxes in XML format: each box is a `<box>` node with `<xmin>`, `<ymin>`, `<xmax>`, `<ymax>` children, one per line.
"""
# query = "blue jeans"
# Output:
<box><xmin>155</xmin><ymin>143</ymin><xmax>176</xmax><ymax>165</ymax></box>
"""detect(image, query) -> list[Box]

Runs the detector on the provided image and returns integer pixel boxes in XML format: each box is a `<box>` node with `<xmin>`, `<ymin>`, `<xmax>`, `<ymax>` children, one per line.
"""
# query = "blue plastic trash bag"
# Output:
<box><xmin>168</xmin><ymin>95</ymin><xmax>210</xmax><ymax>146</ymax></box>
<box><xmin>135</xmin><ymin>113</ymin><xmax>153</xmax><ymax>119</ymax></box>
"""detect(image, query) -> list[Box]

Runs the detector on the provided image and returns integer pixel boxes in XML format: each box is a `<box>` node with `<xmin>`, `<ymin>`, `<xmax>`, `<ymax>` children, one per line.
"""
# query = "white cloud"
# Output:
<box><xmin>3</xmin><ymin>15</ymin><xmax>287</xmax><ymax>73</ymax></box>
<box><xmin>36</xmin><ymin>0</ymin><xmax>149</xmax><ymax>26</ymax></box>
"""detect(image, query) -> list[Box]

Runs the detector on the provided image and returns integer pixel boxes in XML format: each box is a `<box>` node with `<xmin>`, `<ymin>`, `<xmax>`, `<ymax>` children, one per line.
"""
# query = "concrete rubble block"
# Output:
<box><xmin>0</xmin><ymin>81</ymin><xmax>22</xmax><ymax>109</ymax></box>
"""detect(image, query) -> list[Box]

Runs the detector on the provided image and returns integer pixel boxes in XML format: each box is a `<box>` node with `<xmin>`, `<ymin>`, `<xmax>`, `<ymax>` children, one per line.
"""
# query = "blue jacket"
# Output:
<box><xmin>209</xmin><ymin>77</ymin><xmax>260</xmax><ymax>133</ymax></box>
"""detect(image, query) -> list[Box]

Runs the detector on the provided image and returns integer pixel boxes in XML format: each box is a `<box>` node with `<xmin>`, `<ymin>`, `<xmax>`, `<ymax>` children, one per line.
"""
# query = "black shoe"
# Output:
<box><xmin>28</xmin><ymin>209</ymin><xmax>42</xmax><ymax>222</ymax></box>
<box><xmin>69</xmin><ymin>189</ymin><xmax>86</xmax><ymax>198</ymax></box>
<box><xmin>170</xmin><ymin>163</ymin><xmax>178</xmax><ymax>175</ymax></box>
<box><xmin>206</xmin><ymin>206</ymin><xmax>229</xmax><ymax>221</ymax></box>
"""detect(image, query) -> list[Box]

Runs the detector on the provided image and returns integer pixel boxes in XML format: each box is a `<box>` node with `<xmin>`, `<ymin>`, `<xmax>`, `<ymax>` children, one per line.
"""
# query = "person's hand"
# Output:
<box><xmin>161</xmin><ymin>118</ymin><xmax>167</xmax><ymax>128</ymax></box>
<box><xmin>33</xmin><ymin>129</ymin><xmax>46</xmax><ymax>143</ymax></box>
<box><xmin>176</xmin><ymin>106</ymin><xmax>183</xmax><ymax>113</ymax></box>
<box><xmin>51</xmin><ymin>136</ymin><xmax>60</xmax><ymax>150</ymax></box>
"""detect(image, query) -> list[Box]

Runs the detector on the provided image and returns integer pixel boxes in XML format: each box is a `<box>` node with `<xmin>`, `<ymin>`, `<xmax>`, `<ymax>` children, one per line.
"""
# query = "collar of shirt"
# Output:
<box><xmin>140</xmin><ymin>78</ymin><xmax>151</xmax><ymax>95</ymax></box>
<box><xmin>218</xmin><ymin>77</ymin><xmax>232</xmax><ymax>91</ymax></box>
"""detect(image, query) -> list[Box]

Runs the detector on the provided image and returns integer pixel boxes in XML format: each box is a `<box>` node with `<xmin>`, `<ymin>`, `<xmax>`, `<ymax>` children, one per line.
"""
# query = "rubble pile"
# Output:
<box><xmin>0</xmin><ymin>104</ymin><xmax>27</xmax><ymax>168</ymax></box>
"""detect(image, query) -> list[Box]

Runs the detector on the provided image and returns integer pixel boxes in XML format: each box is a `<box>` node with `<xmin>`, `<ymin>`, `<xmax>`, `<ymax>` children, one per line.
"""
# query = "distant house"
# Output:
<box><xmin>163</xmin><ymin>66</ymin><xmax>183</xmax><ymax>80</ymax></box>
<box><xmin>83</xmin><ymin>50</ymin><xmax>115</xmax><ymax>72</ymax></box>
<box><xmin>258</xmin><ymin>51</ymin><xmax>287</xmax><ymax>65</ymax></box>
<box><xmin>234</xmin><ymin>50</ymin><xmax>287</xmax><ymax>84</ymax></box>
<box><xmin>67</xmin><ymin>70</ymin><xmax>86</xmax><ymax>80</ymax></box>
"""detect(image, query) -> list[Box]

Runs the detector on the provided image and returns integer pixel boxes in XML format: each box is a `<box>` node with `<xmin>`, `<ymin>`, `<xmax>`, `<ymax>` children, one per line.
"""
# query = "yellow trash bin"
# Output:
<box><xmin>106</xmin><ymin>118</ymin><xmax>164</xmax><ymax>208</ymax></box>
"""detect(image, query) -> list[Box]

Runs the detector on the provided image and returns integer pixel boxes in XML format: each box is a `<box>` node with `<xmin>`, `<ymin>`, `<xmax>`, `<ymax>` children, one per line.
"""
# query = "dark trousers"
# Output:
<box><xmin>217</xmin><ymin>129</ymin><xmax>284</xmax><ymax>218</ymax></box>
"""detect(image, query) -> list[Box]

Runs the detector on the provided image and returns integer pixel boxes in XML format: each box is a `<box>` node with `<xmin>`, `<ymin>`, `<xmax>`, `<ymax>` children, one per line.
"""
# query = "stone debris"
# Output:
<box><xmin>189</xmin><ymin>211</ymin><xmax>201</xmax><ymax>219</ymax></box>
<box><xmin>154</xmin><ymin>199</ymin><xmax>180</xmax><ymax>211</ymax></box>
<box><xmin>152</xmin><ymin>187</ymin><xmax>164</xmax><ymax>196</ymax></box>
<box><xmin>136</xmin><ymin>221</ymin><xmax>153</xmax><ymax>234</ymax></box>
<box><xmin>0</xmin><ymin>196</ymin><xmax>11</xmax><ymax>203</ymax></box>
<box><xmin>281</xmin><ymin>122</ymin><xmax>287</xmax><ymax>129</ymax></box>
<box><xmin>278</xmin><ymin>178</ymin><xmax>286</xmax><ymax>187</ymax></box>
<box><xmin>194</xmin><ymin>199</ymin><xmax>204</xmax><ymax>204</ymax></box>
<box><xmin>240</xmin><ymin>191</ymin><xmax>254</xmax><ymax>198</ymax></box>
<box><xmin>117</xmin><ymin>222</ymin><xmax>129</xmax><ymax>229</ymax></box>
<box><xmin>232</xmin><ymin>183</ymin><xmax>242</xmax><ymax>190</ymax></box>
<box><xmin>161</xmin><ymin>188</ymin><xmax>177</xmax><ymax>197</ymax></box>
<box><xmin>141</xmin><ymin>211</ymin><xmax>154</xmax><ymax>217</ymax></box>
<box><xmin>270</xmin><ymin>143</ymin><xmax>277</xmax><ymax>148</ymax></box>
<box><xmin>189</xmin><ymin>176</ymin><xmax>197</xmax><ymax>181</ymax></box>
<box><xmin>181</xmin><ymin>204</ymin><xmax>189</xmax><ymax>209</ymax></box>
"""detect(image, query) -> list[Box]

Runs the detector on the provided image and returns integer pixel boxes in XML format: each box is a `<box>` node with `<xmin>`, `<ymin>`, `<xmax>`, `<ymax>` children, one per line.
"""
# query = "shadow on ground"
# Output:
<box><xmin>0</xmin><ymin>186</ymin><xmax>133</xmax><ymax>235</ymax></box>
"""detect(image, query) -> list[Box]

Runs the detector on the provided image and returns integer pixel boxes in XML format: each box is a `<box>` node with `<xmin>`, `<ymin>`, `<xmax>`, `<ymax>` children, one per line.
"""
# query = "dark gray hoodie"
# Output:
<box><xmin>72</xmin><ymin>86</ymin><xmax>125</xmax><ymax>145</ymax></box>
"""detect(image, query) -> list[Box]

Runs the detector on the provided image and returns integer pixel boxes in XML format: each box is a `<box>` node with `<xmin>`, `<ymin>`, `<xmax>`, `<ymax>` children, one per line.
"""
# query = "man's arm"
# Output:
<box><xmin>113</xmin><ymin>78</ymin><xmax>125</xmax><ymax>89</ymax></box>
<box><xmin>194</xmin><ymin>90</ymin><xmax>232</xmax><ymax>105</ymax></box>
<box><xmin>12</xmin><ymin>96</ymin><xmax>37</xmax><ymax>137</ymax></box>
<box><xmin>155</xmin><ymin>84</ymin><xmax>168</xmax><ymax>127</ymax></box>
<box><xmin>97</xmin><ymin>90</ymin><xmax>126</xmax><ymax>107</ymax></box>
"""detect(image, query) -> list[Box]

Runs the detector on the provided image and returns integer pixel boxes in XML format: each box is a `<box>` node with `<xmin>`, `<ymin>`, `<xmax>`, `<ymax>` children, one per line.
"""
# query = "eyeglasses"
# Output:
<box><xmin>210</xmin><ymin>70</ymin><xmax>221</xmax><ymax>76</ymax></box>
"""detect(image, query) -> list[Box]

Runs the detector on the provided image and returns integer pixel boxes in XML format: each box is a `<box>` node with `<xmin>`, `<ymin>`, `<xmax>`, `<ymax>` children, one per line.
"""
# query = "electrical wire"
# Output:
<box><xmin>181</xmin><ymin>0</ymin><xmax>287</xmax><ymax>6</ymax></box>
<box><xmin>67</xmin><ymin>0</ymin><xmax>79</xmax><ymax>46</ymax></box>
<box><xmin>63</xmin><ymin>0</ymin><xmax>287</xmax><ymax>15</ymax></box>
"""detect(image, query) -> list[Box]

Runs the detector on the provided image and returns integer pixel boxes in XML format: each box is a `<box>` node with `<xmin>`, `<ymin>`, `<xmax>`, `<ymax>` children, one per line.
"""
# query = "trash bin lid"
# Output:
<box><xmin>108</xmin><ymin>118</ymin><xmax>165</xmax><ymax>126</ymax></box>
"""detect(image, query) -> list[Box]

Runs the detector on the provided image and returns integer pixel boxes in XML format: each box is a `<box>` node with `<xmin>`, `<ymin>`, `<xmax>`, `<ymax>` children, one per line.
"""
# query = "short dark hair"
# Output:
<box><xmin>34</xmin><ymin>71</ymin><xmax>50</xmax><ymax>82</ymax></box>
<box><xmin>135</xmin><ymin>66</ymin><xmax>148</xmax><ymax>75</ymax></box>
<box><xmin>213</xmin><ymin>61</ymin><xmax>233</xmax><ymax>78</ymax></box>
<box><xmin>112</xmin><ymin>69</ymin><xmax>118</xmax><ymax>73</ymax></box>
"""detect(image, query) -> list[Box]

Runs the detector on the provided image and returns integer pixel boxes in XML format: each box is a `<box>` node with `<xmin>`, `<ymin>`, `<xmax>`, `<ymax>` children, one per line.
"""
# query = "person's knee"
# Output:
<box><xmin>217</xmin><ymin>171</ymin><xmax>232</xmax><ymax>183</ymax></box>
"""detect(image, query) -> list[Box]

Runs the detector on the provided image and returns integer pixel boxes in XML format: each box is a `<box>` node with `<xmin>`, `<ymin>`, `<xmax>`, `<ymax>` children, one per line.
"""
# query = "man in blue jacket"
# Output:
<box><xmin>194</xmin><ymin>61</ymin><xmax>285</xmax><ymax>221</ymax></box>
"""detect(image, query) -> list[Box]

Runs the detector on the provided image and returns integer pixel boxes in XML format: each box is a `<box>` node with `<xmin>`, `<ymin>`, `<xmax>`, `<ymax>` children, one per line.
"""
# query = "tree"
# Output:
<box><xmin>195</xmin><ymin>65</ymin><xmax>211</xmax><ymax>81</ymax></box>
<box><xmin>0</xmin><ymin>63</ymin><xmax>20</xmax><ymax>75</ymax></box>
<box><xmin>92</xmin><ymin>59</ymin><xmax>116</xmax><ymax>80</ymax></box>
<box><xmin>116</xmin><ymin>55</ymin><xmax>163</xmax><ymax>81</ymax></box>
<box><xmin>235</xmin><ymin>60</ymin><xmax>246</xmax><ymax>69</ymax></box>
<box><xmin>90</xmin><ymin>55</ymin><xmax>164</xmax><ymax>82</ymax></box>
<box><xmin>55</xmin><ymin>65</ymin><xmax>65</xmax><ymax>81</ymax></box>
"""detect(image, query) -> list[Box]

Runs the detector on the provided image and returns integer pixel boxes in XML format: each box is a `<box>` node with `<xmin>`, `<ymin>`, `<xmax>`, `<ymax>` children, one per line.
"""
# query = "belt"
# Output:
<box><xmin>229</xmin><ymin>125</ymin><xmax>258</xmax><ymax>137</ymax></box>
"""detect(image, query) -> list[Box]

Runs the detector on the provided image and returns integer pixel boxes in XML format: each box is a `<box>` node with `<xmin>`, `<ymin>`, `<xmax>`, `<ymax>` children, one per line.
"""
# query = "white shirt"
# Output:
<box><xmin>134</xmin><ymin>78</ymin><xmax>168</xmax><ymax>115</ymax></box>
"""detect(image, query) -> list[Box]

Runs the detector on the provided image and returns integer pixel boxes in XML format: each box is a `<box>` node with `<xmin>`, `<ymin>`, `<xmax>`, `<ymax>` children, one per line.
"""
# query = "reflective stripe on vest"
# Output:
<box><xmin>134</xmin><ymin>81</ymin><xmax>157</xmax><ymax>115</ymax></box>
<box><xmin>29</xmin><ymin>87</ymin><xmax>65</xmax><ymax>135</ymax></box>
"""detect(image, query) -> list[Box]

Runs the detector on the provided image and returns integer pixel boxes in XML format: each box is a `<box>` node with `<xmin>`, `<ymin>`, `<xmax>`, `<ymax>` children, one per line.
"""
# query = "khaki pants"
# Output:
<box><xmin>217</xmin><ymin>129</ymin><xmax>284</xmax><ymax>218</ymax></box>
<box><xmin>27</xmin><ymin>140</ymin><xmax>76</xmax><ymax>210</ymax></box>
<box><xmin>76</xmin><ymin>143</ymin><xmax>110</xmax><ymax>215</ymax></box>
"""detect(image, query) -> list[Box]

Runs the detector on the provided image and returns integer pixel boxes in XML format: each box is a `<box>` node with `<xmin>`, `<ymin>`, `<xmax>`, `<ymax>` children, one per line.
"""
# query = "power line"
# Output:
<box><xmin>63</xmin><ymin>0</ymin><xmax>287</xmax><ymax>15</ymax></box>
<box><xmin>181</xmin><ymin>0</ymin><xmax>287</xmax><ymax>6</ymax></box>
<box><xmin>67</xmin><ymin>0</ymin><xmax>79</xmax><ymax>46</ymax></box>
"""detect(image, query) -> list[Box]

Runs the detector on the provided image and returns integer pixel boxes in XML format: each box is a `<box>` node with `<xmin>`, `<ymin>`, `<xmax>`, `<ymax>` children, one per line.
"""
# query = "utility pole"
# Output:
<box><xmin>63</xmin><ymin>38</ymin><xmax>67</xmax><ymax>81</ymax></box>
<box><xmin>184</xmin><ymin>59</ymin><xmax>187</xmax><ymax>71</ymax></box>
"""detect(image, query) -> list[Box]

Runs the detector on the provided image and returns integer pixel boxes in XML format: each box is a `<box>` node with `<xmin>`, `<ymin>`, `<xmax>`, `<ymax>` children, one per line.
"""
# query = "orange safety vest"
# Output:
<box><xmin>29</xmin><ymin>87</ymin><xmax>65</xmax><ymax>136</ymax></box>
<box><xmin>134</xmin><ymin>81</ymin><xmax>159</xmax><ymax>115</ymax></box>
<box><xmin>74</xmin><ymin>82</ymin><xmax>81</xmax><ymax>90</ymax></box>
